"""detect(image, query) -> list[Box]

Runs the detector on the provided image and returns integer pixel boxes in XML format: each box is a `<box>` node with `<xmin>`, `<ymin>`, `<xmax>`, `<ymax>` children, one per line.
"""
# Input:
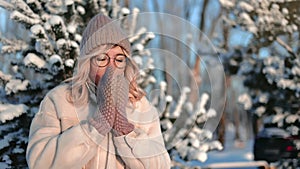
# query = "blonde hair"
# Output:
<box><xmin>65</xmin><ymin>44</ymin><xmax>145</xmax><ymax>105</ymax></box>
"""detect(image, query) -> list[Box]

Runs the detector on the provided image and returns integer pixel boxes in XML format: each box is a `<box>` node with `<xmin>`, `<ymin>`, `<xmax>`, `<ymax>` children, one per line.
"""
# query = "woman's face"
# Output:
<box><xmin>89</xmin><ymin>45</ymin><xmax>126</xmax><ymax>85</ymax></box>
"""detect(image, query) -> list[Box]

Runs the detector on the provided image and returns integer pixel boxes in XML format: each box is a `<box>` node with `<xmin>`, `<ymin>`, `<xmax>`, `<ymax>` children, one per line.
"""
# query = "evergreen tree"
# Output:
<box><xmin>220</xmin><ymin>0</ymin><xmax>300</xmax><ymax>167</ymax></box>
<box><xmin>0</xmin><ymin>0</ymin><xmax>222</xmax><ymax>168</ymax></box>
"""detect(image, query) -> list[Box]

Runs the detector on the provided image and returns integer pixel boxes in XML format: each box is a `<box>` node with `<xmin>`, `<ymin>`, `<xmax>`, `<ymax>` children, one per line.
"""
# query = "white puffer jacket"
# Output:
<box><xmin>26</xmin><ymin>84</ymin><xmax>171</xmax><ymax>169</ymax></box>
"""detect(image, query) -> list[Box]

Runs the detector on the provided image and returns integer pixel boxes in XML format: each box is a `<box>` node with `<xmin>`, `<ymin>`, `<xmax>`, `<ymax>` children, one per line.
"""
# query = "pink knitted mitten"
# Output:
<box><xmin>112</xmin><ymin>74</ymin><xmax>134</xmax><ymax>136</ymax></box>
<box><xmin>89</xmin><ymin>67</ymin><xmax>116</xmax><ymax>135</ymax></box>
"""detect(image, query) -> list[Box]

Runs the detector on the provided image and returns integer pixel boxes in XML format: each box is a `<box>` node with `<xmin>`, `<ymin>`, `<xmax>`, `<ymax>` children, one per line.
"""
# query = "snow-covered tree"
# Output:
<box><xmin>0</xmin><ymin>0</ymin><xmax>143</xmax><ymax>167</ymax></box>
<box><xmin>220</xmin><ymin>0</ymin><xmax>299</xmax><ymax>167</ymax></box>
<box><xmin>0</xmin><ymin>0</ymin><xmax>223</xmax><ymax>168</ymax></box>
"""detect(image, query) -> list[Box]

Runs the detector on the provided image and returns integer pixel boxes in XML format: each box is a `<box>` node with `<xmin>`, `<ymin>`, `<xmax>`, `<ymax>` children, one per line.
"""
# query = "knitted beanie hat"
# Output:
<box><xmin>80</xmin><ymin>14</ymin><xmax>131</xmax><ymax>57</ymax></box>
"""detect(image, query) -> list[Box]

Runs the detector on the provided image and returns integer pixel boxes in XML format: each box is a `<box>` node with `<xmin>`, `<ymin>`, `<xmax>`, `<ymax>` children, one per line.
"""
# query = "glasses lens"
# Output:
<box><xmin>94</xmin><ymin>54</ymin><xmax>109</xmax><ymax>67</ymax></box>
<box><xmin>115</xmin><ymin>55</ymin><xmax>127</xmax><ymax>68</ymax></box>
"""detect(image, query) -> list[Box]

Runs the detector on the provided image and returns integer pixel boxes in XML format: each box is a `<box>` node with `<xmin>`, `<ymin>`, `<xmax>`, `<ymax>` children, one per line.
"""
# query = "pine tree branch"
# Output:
<box><xmin>11</xmin><ymin>0</ymin><xmax>39</xmax><ymax>19</ymax></box>
<box><xmin>111</xmin><ymin>0</ymin><xmax>120</xmax><ymax>18</ymax></box>
<box><xmin>44</xmin><ymin>1</ymin><xmax>66</xmax><ymax>15</ymax></box>
<box><xmin>276</xmin><ymin>37</ymin><xmax>297</xmax><ymax>58</ymax></box>
<box><xmin>11</xmin><ymin>10</ymin><xmax>40</xmax><ymax>25</ymax></box>
<box><xmin>129</xmin><ymin>7</ymin><xmax>139</xmax><ymax>35</ymax></box>
<box><xmin>0</xmin><ymin>103</ymin><xmax>29</xmax><ymax>123</ymax></box>
<box><xmin>0</xmin><ymin>70</ymin><xmax>12</xmax><ymax>82</ymax></box>
<box><xmin>27</xmin><ymin>0</ymin><xmax>42</xmax><ymax>12</ymax></box>
<box><xmin>0</xmin><ymin>35</ymin><xmax>28</xmax><ymax>53</ymax></box>
<box><xmin>0</xmin><ymin>0</ymin><xmax>14</xmax><ymax>11</ymax></box>
<box><xmin>99</xmin><ymin>0</ymin><xmax>108</xmax><ymax>15</ymax></box>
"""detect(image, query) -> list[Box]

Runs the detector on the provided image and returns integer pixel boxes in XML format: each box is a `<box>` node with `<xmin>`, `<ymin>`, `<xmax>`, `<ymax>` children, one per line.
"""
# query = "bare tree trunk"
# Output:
<box><xmin>252</xmin><ymin>114</ymin><xmax>260</xmax><ymax>137</ymax></box>
<box><xmin>154</xmin><ymin>0</ymin><xmax>179</xmax><ymax>96</ymax></box>
<box><xmin>233</xmin><ymin>92</ymin><xmax>240</xmax><ymax>141</ymax></box>
<box><xmin>124</xmin><ymin>0</ymin><xmax>129</xmax><ymax>8</ymax></box>
<box><xmin>217</xmin><ymin>111</ymin><xmax>226</xmax><ymax>145</ymax></box>
<box><xmin>222</xmin><ymin>12</ymin><xmax>229</xmax><ymax>51</ymax></box>
<box><xmin>189</xmin><ymin>55</ymin><xmax>201</xmax><ymax>104</ymax></box>
<box><xmin>298</xmin><ymin>31</ymin><xmax>300</xmax><ymax>54</ymax></box>
<box><xmin>199</xmin><ymin>0</ymin><xmax>209</xmax><ymax>42</ymax></box>
<box><xmin>209</xmin><ymin>5</ymin><xmax>222</xmax><ymax>39</ymax></box>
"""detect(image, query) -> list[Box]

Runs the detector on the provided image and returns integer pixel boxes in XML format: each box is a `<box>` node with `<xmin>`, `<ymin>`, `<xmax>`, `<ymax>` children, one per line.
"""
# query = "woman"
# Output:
<box><xmin>26</xmin><ymin>13</ymin><xmax>171</xmax><ymax>169</ymax></box>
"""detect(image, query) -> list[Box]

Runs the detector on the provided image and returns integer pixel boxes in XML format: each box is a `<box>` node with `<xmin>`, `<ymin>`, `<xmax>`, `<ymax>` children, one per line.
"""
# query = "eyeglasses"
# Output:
<box><xmin>91</xmin><ymin>53</ymin><xmax>127</xmax><ymax>68</ymax></box>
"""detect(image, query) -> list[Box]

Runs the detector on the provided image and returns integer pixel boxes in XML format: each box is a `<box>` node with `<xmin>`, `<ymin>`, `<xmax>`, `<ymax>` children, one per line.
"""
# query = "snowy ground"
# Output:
<box><xmin>193</xmin><ymin>123</ymin><xmax>258</xmax><ymax>169</ymax></box>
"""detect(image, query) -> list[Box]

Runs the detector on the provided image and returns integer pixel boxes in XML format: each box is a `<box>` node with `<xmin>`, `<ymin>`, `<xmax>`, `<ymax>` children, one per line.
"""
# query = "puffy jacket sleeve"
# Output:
<box><xmin>26</xmin><ymin>93</ymin><xmax>105</xmax><ymax>169</ymax></box>
<box><xmin>113</xmin><ymin>97</ymin><xmax>171</xmax><ymax>169</ymax></box>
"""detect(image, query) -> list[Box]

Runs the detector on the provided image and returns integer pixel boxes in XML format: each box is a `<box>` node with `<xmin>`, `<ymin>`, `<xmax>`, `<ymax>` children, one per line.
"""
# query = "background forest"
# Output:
<box><xmin>0</xmin><ymin>0</ymin><xmax>299</xmax><ymax>168</ymax></box>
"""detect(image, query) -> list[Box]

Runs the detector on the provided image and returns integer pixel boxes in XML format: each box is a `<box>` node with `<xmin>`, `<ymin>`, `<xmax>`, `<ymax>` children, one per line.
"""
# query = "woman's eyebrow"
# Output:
<box><xmin>116</xmin><ymin>52</ymin><xmax>126</xmax><ymax>56</ymax></box>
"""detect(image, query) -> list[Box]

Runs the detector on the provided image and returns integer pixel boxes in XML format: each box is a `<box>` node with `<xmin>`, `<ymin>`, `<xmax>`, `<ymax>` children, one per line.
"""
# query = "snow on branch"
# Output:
<box><xmin>48</xmin><ymin>15</ymin><xmax>68</xmax><ymax>39</ymax></box>
<box><xmin>11</xmin><ymin>10</ymin><xmax>40</xmax><ymax>25</ymax></box>
<box><xmin>173</xmin><ymin>87</ymin><xmax>191</xmax><ymax>117</ymax></box>
<box><xmin>30</xmin><ymin>24</ymin><xmax>56</xmax><ymax>56</ymax></box>
<box><xmin>275</xmin><ymin>37</ymin><xmax>297</xmax><ymax>57</ymax></box>
<box><xmin>23</xmin><ymin>53</ymin><xmax>47</xmax><ymax>69</ymax></box>
<box><xmin>238</xmin><ymin>1</ymin><xmax>254</xmax><ymax>12</ymax></box>
<box><xmin>48</xmin><ymin>54</ymin><xmax>63</xmax><ymax>75</ymax></box>
<box><xmin>30</xmin><ymin>24</ymin><xmax>48</xmax><ymax>39</ymax></box>
<box><xmin>129</xmin><ymin>27</ymin><xmax>147</xmax><ymax>43</ymax></box>
<box><xmin>11</xmin><ymin>0</ymin><xmax>39</xmax><ymax>20</ymax></box>
<box><xmin>111</xmin><ymin>0</ymin><xmax>120</xmax><ymax>18</ymax></box>
<box><xmin>44</xmin><ymin>1</ymin><xmax>68</xmax><ymax>15</ymax></box>
<box><xmin>238</xmin><ymin>93</ymin><xmax>252</xmax><ymax>110</ymax></box>
<box><xmin>0</xmin><ymin>0</ymin><xmax>14</xmax><ymax>11</ymax></box>
<box><xmin>5</xmin><ymin>79</ymin><xmax>29</xmax><ymax>95</ymax></box>
<box><xmin>0</xmin><ymin>103</ymin><xmax>29</xmax><ymax>123</ymax></box>
<box><xmin>163</xmin><ymin>88</ymin><xmax>223</xmax><ymax>163</ymax></box>
<box><xmin>99</xmin><ymin>0</ymin><xmax>108</xmax><ymax>15</ymax></box>
<box><xmin>139</xmin><ymin>32</ymin><xmax>155</xmax><ymax>46</ymax></box>
<box><xmin>195</xmin><ymin>92</ymin><xmax>210</xmax><ymax>116</ymax></box>
<box><xmin>0</xmin><ymin>35</ymin><xmax>28</xmax><ymax>53</ymax></box>
<box><xmin>286</xmin><ymin>125</ymin><xmax>300</xmax><ymax>136</ymax></box>
<box><xmin>129</xmin><ymin>8</ymin><xmax>139</xmax><ymax>35</ymax></box>
<box><xmin>0</xmin><ymin>71</ymin><xmax>12</xmax><ymax>82</ymax></box>
<box><xmin>119</xmin><ymin>7</ymin><xmax>130</xmax><ymax>31</ymax></box>
<box><xmin>219</xmin><ymin>0</ymin><xmax>234</xmax><ymax>9</ymax></box>
<box><xmin>26</xmin><ymin>0</ymin><xmax>42</xmax><ymax>12</ymax></box>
